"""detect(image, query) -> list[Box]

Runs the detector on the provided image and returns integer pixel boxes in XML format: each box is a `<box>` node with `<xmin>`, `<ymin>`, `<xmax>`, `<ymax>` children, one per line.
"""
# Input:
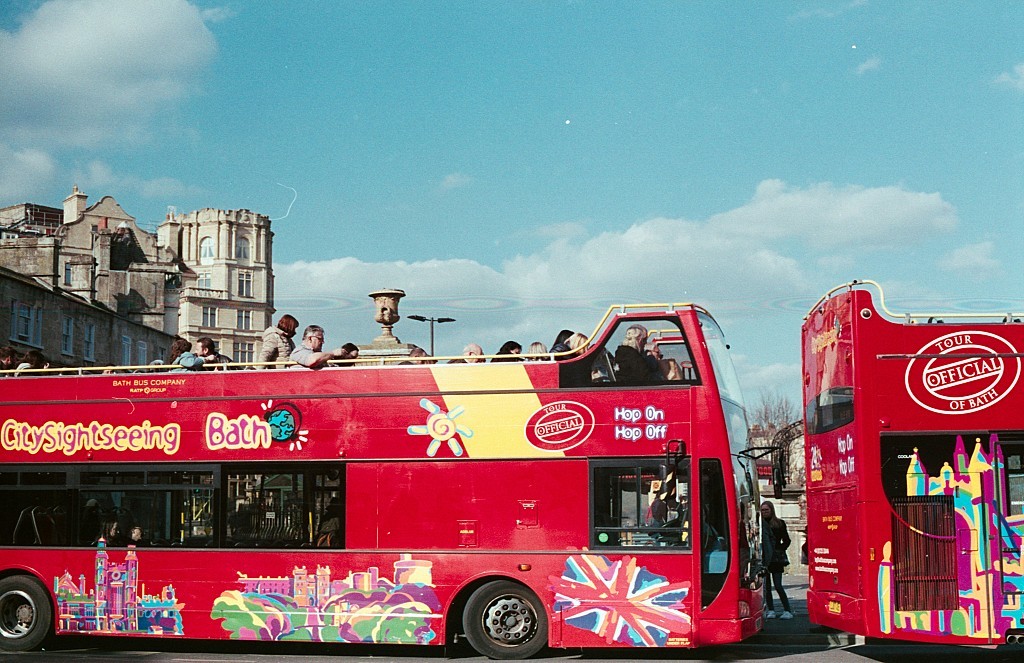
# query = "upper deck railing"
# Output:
<box><xmin>806</xmin><ymin>279</ymin><xmax>1024</xmax><ymax>324</ymax></box>
<box><xmin>0</xmin><ymin>302</ymin><xmax>711</xmax><ymax>378</ymax></box>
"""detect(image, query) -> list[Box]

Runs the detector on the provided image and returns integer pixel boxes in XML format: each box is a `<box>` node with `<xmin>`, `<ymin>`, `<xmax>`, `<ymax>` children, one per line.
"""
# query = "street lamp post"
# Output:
<box><xmin>407</xmin><ymin>315</ymin><xmax>456</xmax><ymax>356</ymax></box>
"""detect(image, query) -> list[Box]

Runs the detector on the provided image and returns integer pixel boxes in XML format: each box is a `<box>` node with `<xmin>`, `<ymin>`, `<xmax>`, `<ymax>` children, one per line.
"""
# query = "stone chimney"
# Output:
<box><xmin>63</xmin><ymin>185</ymin><xmax>87</xmax><ymax>224</ymax></box>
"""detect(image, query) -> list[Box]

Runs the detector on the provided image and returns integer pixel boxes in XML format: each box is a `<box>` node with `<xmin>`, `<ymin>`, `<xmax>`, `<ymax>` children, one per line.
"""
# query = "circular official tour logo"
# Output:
<box><xmin>905</xmin><ymin>331</ymin><xmax>1020</xmax><ymax>415</ymax></box>
<box><xmin>524</xmin><ymin>401</ymin><xmax>595</xmax><ymax>452</ymax></box>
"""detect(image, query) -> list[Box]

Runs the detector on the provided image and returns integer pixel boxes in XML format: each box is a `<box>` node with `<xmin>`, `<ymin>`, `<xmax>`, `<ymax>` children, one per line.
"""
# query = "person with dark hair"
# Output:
<box><xmin>550</xmin><ymin>330</ymin><xmax>574</xmax><ymax>356</ymax></box>
<box><xmin>15</xmin><ymin>349</ymin><xmax>49</xmax><ymax>374</ymax></box>
<box><xmin>760</xmin><ymin>501</ymin><xmax>793</xmax><ymax>620</ymax></box>
<box><xmin>168</xmin><ymin>337</ymin><xmax>204</xmax><ymax>372</ymax></box>
<box><xmin>0</xmin><ymin>346</ymin><xmax>18</xmax><ymax>374</ymax></box>
<box><xmin>491</xmin><ymin>340</ymin><xmax>523</xmax><ymax>362</ymax></box>
<box><xmin>341</xmin><ymin>343</ymin><xmax>360</xmax><ymax>361</ymax></box>
<box><xmin>196</xmin><ymin>337</ymin><xmax>231</xmax><ymax>368</ymax></box>
<box><xmin>260</xmin><ymin>314</ymin><xmax>299</xmax><ymax>368</ymax></box>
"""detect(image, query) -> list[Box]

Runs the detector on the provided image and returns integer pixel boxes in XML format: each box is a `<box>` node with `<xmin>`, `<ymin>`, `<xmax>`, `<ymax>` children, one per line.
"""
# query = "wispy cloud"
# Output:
<box><xmin>440</xmin><ymin>172</ymin><xmax>473</xmax><ymax>190</ymax></box>
<box><xmin>201</xmin><ymin>6</ymin><xmax>237</xmax><ymax>23</ymax></box>
<box><xmin>790</xmin><ymin>0</ymin><xmax>867</xmax><ymax>20</ymax></box>
<box><xmin>994</xmin><ymin>63</ymin><xmax>1024</xmax><ymax>91</ymax></box>
<box><xmin>939</xmin><ymin>241</ymin><xmax>1001</xmax><ymax>281</ymax></box>
<box><xmin>856</xmin><ymin>56</ymin><xmax>882</xmax><ymax>75</ymax></box>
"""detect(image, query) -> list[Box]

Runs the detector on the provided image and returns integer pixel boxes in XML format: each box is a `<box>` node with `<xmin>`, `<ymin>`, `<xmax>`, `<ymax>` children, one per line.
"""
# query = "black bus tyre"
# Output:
<box><xmin>0</xmin><ymin>576</ymin><xmax>51</xmax><ymax>652</ymax></box>
<box><xmin>463</xmin><ymin>580</ymin><xmax>547</xmax><ymax>660</ymax></box>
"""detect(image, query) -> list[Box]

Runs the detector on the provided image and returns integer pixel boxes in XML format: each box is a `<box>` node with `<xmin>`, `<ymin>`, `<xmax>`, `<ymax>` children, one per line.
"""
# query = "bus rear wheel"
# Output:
<box><xmin>0</xmin><ymin>576</ymin><xmax>51</xmax><ymax>652</ymax></box>
<box><xmin>463</xmin><ymin>580</ymin><xmax>547</xmax><ymax>660</ymax></box>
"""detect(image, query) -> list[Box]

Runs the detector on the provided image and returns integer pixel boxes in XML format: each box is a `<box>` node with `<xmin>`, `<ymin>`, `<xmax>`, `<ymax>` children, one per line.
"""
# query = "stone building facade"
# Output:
<box><xmin>0</xmin><ymin>186</ymin><xmax>274</xmax><ymax>367</ymax></box>
<box><xmin>1</xmin><ymin>265</ymin><xmax>175</xmax><ymax>369</ymax></box>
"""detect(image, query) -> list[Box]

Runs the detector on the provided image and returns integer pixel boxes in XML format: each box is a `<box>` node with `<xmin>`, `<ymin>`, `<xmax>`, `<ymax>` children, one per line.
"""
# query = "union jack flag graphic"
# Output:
<box><xmin>549</xmin><ymin>554</ymin><xmax>692</xmax><ymax>647</ymax></box>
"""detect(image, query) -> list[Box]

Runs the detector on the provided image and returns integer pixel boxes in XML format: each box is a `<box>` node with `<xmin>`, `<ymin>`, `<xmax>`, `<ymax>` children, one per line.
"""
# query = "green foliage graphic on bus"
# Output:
<box><xmin>211</xmin><ymin>555</ymin><xmax>441</xmax><ymax>643</ymax></box>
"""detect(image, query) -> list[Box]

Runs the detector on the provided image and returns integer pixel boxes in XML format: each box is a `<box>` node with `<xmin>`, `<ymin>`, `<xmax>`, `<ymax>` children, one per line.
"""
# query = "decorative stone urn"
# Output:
<box><xmin>369</xmin><ymin>288</ymin><xmax>406</xmax><ymax>346</ymax></box>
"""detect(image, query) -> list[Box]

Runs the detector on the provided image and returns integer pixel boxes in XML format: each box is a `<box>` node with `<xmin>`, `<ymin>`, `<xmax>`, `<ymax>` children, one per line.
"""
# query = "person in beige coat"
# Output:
<box><xmin>259</xmin><ymin>314</ymin><xmax>299</xmax><ymax>368</ymax></box>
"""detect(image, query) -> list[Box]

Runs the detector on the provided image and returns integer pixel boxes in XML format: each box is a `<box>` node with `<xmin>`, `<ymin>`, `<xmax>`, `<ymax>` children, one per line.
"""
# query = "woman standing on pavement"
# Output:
<box><xmin>761</xmin><ymin>501</ymin><xmax>793</xmax><ymax>619</ymax></box>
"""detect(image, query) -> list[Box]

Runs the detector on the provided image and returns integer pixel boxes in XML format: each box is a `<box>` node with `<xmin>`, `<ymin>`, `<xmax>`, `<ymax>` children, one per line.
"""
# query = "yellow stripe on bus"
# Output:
<box><xmin>430</xmin><ymin>364</ymin><xmax>559</xmax><ymax>458</ymax></box>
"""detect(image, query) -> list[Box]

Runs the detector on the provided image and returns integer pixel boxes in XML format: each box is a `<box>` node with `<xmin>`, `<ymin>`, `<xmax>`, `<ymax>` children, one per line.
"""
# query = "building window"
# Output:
<box><xmin>203</xmin><ymin>306</ymin><xmax>218</xmax><ymax>328</ymax></box>
<box><xmin>235</xmin><ymin>237</ymin><xmax>250</xmax><ymax>261</ymax></box>
<box><xmin>198</xmin><ymin>272</ymin><xmax>212</xmax><ymax>289</ymax></box>
<box><xmin>200</xmin><ymin>237</ymin><xmax>214</xmax><ymax>264</ymax></box>
<box><xmin>237</xmin><ymin>271</ymin><xmax>253</xmax><ymax>298</ymax></box>
<box><xmin>137</xmin><ymin>341</ymin><xmax>148</xmax><ymax>365</ymax></box>
<box><xmin>10</xmin><ymin>300</ymin><xmax>42</xmax><ymax>346</ymax></box>
<box><xmin>121</xmin><ymin>336</ymin><xmax>132</xmax><ymax>365</ymax></box>
<box><xmin>64</xmin><ymin>263</ymin><xmax>72</xmax><ymax>286</ymax></box>
<box><xmin>61</xmin><ymin>317</ymin><xmax>74</xmax><ymax>355</ymax></box>
<box><xmin>84</xmin><ymin>324</ymin><xmax>96</xmax><ymax>361</ymax></box>
<box><xmin>236</xmin><ymin>310</ymin><xmax>251</xmax><ymax>330</ymax></box>
<box><xmin>236</xmin><ymin>342</ymin><xmax>255</xmax><ymax>363</ymax></box>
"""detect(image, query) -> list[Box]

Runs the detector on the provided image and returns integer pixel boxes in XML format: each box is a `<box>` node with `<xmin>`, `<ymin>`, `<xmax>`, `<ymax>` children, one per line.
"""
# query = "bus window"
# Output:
<box><xmin>313</xmin><ymin>468</ymin><xmax>344</xmax><ymax>548</ymax></box>
<box><xmin>80</xmin><ymin>469</ymin><xmax>215</xmax><ymax>547</ymax></box>
<box><xmin>225</xmin><ymin>470</ymin><xmax>308</xmax><ymax>548</ymax></box>
<box><xmin>700</xmin><ymin>458</ymin><xmax>729</xmax><ymax>608</ymax></box>
<box><xmin>805</xmin><ymin>386</ymin><xmax>854</xmax><ymax>435</ymax></box>
<box><xmin>0</xmin><ymin>470</ymin><xmax>70</xmax><ymax>547</ymax></box>
<box><xmin>591</xmin><ymin>460</ymin><xmax>690</xmax><ymax>549</ymax></box>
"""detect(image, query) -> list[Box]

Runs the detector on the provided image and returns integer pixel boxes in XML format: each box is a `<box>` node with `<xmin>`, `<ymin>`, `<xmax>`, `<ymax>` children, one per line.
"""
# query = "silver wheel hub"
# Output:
<box><xmin>482</xmin><ymin>595</ymin><xmax>536</xmax><ymax>645</ymax></box>
<box><xmin>0</xmin><ymin>590</ymin><xmax>34</xmax><ymax>639</ymax></box>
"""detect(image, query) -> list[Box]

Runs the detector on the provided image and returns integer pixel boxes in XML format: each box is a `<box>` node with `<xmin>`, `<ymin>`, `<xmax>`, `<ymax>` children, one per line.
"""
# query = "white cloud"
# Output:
<box><xmin>939</xmin><ymin>241</ymin><xmax>1001</xmax><ymax>281</ymax></box>
<box><xmin>440</xmin><ymin>172</ymin><xmax>472</xmax><ymax>190</ymax></box>
<box><xmin>273</xmin><ymin>179</ymin><xmax>960</xmax><ymax>400</ymax></box>
<box><xmin>0</xmin><ymin>0</ymin><xmax>217</xmax><ymax>147</ymax></box>
<box><xmin>707</xmin><ymin>179</ymin><xmax>957</xmax><ymax>250</ymax></box>
<box><xmin>994</xmin><ymin>63</ymin><xmax>1024</xmax><ymax>92</ymax></box>
<box><xmin>856</xmin><ymin>56</ymin><xmax>881</xmax><ymax>75</ymax></box>
<box><xmin>201</xmin><ymin>6</ymin><xmax>237</xmax><ymax>23</ymax></box>
<box><xmin>0</xmin><ymin>143</ymin><xmax>57</xmax><ymax>199</ymax></box>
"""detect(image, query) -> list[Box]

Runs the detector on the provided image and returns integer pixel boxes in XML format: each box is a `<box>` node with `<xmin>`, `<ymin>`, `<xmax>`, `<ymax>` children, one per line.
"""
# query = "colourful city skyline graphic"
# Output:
<box><xmin>211</xmin><ymin>553</ymin><xmax>442</xmax><ymax>643</ymax></box>
<box><xmin>550</xmin><ymin>554</ymin><xmax>692</xmax><ymax>646</ymax></box>
<box><xmin>54</xmin><ymin>541</ymin><xmax>184</xmax><ymax>636</ymax></box>
<box><xmin>879</xmin><ymin>434</ymin><xmax>1024</xmax><ymax>639</ymax></box>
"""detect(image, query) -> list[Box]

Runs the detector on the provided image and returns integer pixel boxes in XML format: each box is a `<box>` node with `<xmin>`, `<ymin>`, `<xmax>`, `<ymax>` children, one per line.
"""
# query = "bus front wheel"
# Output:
<box><xmin>0</xmin><ymin>576</ymin><xmax>51</xmax><ymax>652</ymax></box>
<box><xmin>463</xmin><ymin>580</ymin><xmax>547</xmax><ymax>660</ymax></box>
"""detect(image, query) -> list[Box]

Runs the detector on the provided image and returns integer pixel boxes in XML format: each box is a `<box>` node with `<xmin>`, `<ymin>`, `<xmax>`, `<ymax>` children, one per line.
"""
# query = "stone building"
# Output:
<box><xmin>158</xmin><ymin>207</ymin><xmax>274</xmax><ymax>363</ymax></box>
<box><xmin>0</xmin><ymin>186</ymin><xmax>274</xmax><ymax>367</ymax></box>
<box><xmin>0</xmin><ymin>265</ymin><xmax>175</xmax><ymax>369</ymax></box>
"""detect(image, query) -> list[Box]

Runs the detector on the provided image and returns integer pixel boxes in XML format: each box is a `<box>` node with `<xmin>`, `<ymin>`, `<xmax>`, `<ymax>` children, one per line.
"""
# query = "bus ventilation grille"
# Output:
<box><xmin>891</xmin><ymin>495</ymin><xmax>958</xmax><ymax>612</ymax></box>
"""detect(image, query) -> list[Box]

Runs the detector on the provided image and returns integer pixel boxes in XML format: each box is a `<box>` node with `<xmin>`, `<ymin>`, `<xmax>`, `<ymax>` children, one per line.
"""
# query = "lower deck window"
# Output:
<box><xmin>591</xmin><ymin>460</ymin><xmax>690</xmax><ymax>549</ymax></box>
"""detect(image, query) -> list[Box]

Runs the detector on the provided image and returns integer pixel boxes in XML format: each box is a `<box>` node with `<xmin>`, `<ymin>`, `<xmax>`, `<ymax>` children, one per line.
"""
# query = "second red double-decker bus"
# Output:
<box><xmin>803</xmin><ymin>280</ymin><xmax>1024</xmax><ymax>645</ymax></box>
<box><xmin>0</xmin><ymin>302</ymin><xmax>762</xmax><ymax>658</ymax></box>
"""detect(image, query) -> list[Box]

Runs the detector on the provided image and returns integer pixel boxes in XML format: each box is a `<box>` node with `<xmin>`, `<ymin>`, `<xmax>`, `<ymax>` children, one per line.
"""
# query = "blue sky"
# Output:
<box><xmin>2</xmin><ymin>0</ymin><xmax>1022</xmax><ymax>407</ymax></box>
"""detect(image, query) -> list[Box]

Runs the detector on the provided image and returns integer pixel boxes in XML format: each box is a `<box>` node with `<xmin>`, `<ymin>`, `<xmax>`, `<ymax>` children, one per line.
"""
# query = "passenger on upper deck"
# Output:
<box><xmin>15</xmin><ymin>349</ymin><xmax>49</xmax><ymax>374</ymax></box>
<box><xmin>491</xmin><ymin>341</ymin><xmax>523</xmax><ymax>362</ymax></box>
<box><xmin>0</xmin><ymin>346</ymin><xmax>17</xmax><ymax>374</ymax></box>
<box><xmin>615</xmin><ymin>325</ymin><xmax>656</xmax><ymax>386</ymax></box>
<box><xmin>196</xmin><ymin>337</ymin><xmax>232</xmax><ymax>369</ymax></box>
<box><xmin>260</xmin><ymin>314</ymin><xmax>299</xmax><ymax>369</ymax></box>
<box><xmin>448</xmin><ymin>343</ymin><xmax>484</xmax><ymax>364</ymax></box>
<box><xmin>168</xmin><ymin>337</ymin><xmax>204</xmax><ymax>372</ymax></box>
<box><xmin>550</xmin><ymin>330</ymin><xmax>574</xmax><ymax>355</ymax></box>
<box><xmin>647</xmin><ymin>341</ymin><xmax>682</xmax><ymax>381</ymax></box>
<box><xmin>525</xmin><ymin>341</ymin><xmax>548</xmax><ymax>360</ymax></box>
<box><xmin>290</xmin><ymin>325</ymin><xmax>352</xmax><ymax>369</ymax></box>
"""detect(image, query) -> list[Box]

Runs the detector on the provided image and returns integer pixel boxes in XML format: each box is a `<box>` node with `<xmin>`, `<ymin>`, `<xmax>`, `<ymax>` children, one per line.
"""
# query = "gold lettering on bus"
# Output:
<box><xmin>204</xmin><ymin>412</ymin><xmax>273</xmax><ymax>450</ymax></box>
<box><xmin>812</xmin><ymin>327</ymin><xmax>839</xmax><ymax>353</ymax></box>
<box><xmin>0</xmin><ymin>419</ymin><xmax>181</xmax><ymax>456</ymax></box>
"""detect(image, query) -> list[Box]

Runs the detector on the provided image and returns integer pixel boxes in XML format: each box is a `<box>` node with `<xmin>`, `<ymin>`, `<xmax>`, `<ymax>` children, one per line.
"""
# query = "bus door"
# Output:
<box><xmin>993</xmin><ymin>435</ymin><xmax>1024</xmax><ymax>637</ymax></box>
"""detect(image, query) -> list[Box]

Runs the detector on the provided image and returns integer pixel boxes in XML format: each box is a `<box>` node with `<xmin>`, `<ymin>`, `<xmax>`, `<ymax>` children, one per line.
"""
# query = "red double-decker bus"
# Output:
<box><xmin>803</xmin><ymin>280</ymin><xmax>1024</xmax><ymax>645</ymax></box>
<box><xmin>0</xmin><ymin>302</ymin><xmax>762</xmax><ymax>658</ymax></box>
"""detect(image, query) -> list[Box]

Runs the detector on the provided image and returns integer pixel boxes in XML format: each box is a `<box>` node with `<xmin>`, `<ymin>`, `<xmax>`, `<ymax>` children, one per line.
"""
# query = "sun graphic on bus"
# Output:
<box><xmin>407</xmin><ymin>398</ymin><xmax>473</xmax><ymax>457</ymax></box>
<box><xmin>261</xmin><ymin>400</ymin><xmax>310</xmax><ymax>451</ymax></box>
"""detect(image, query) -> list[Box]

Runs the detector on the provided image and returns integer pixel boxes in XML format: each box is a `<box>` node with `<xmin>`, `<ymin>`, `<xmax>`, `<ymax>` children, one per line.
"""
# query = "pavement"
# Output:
<box><xmin>749</xmin><ymin>574</ymin><xmax>862</xmax><ymax>647</ymax></box>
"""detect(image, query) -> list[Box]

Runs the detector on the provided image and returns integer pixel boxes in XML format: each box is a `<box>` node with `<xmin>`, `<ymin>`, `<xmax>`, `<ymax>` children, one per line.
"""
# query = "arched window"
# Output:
<box><xmin>200</xmin><ymin>237</ymin><xmax>214</xmax><ymax>265</ymax></box>
<box><xmin>235</xmin><ymin>236</ymin><xmax>250</xmax><ymax>261</ymax></box>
